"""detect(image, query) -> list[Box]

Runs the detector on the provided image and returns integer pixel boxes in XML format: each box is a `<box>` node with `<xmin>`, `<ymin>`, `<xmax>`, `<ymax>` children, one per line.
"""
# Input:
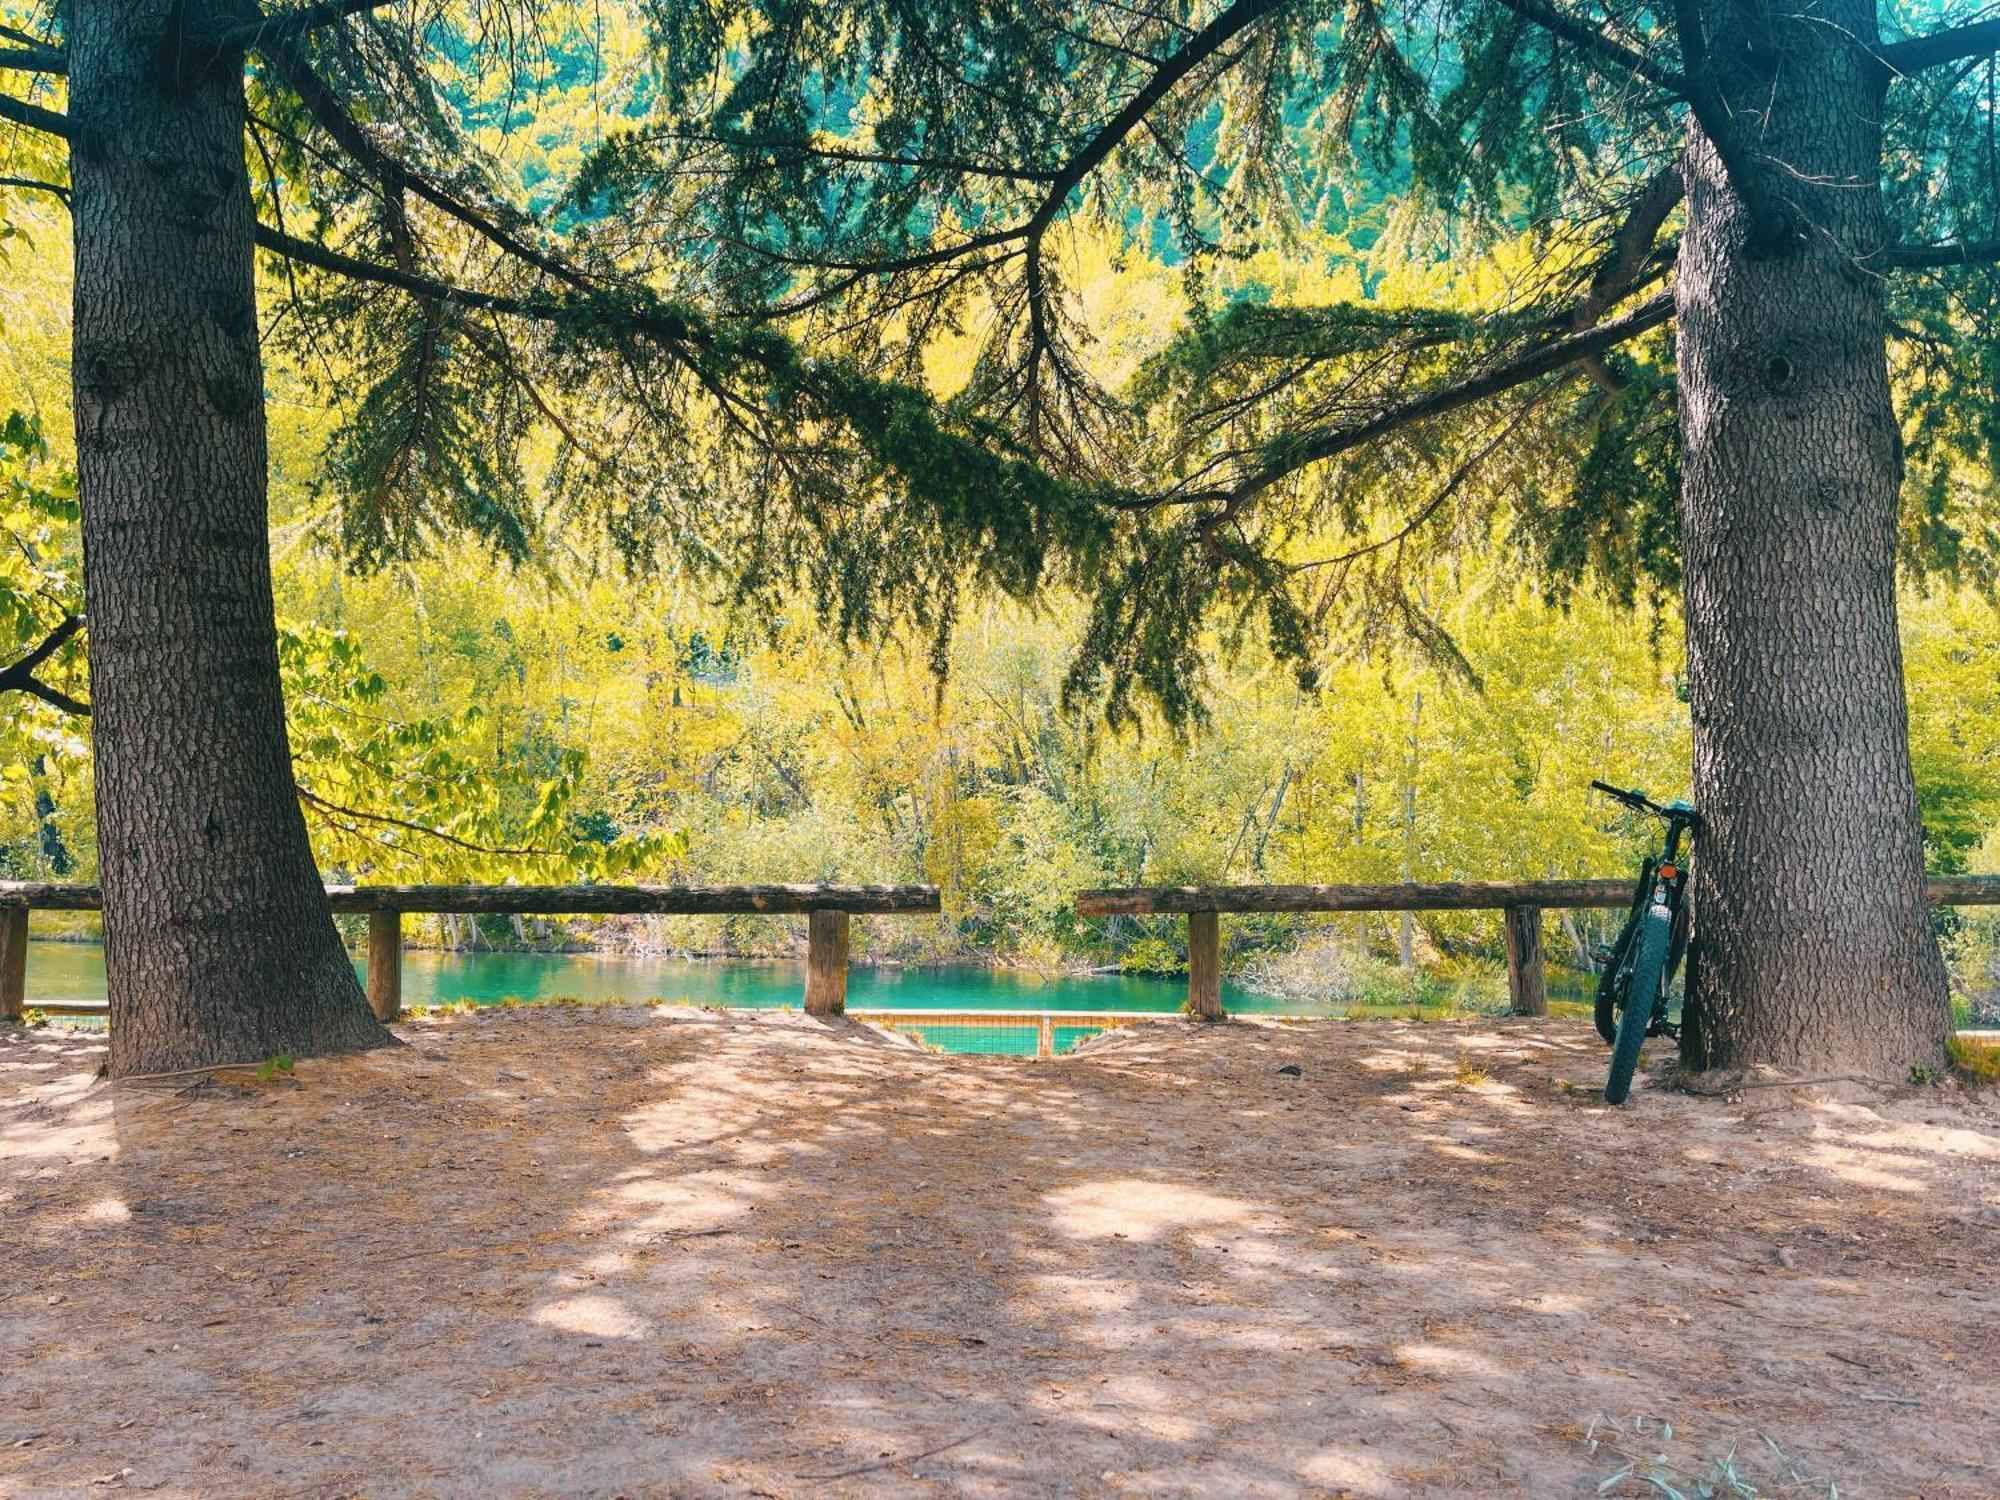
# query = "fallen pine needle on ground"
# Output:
<box><xmin>2</xmin><ymin>1006</ymin><xmax>1995</xmax><ymax>1497</ymax></box>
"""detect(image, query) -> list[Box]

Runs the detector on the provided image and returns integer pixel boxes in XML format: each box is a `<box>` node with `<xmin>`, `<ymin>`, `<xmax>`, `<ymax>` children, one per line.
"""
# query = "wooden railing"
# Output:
<box><xmin>0</xmin><ymin>882</ymin><xmax>940</xmax><ymax>1023</ymax></box>
<box><xmin>1075</xmin><ymin>877</ymin><xmax>2000</xmax><ymax>1019</ymax></box>
<box><xmin>9</xmin><ymin>874</ymin><xmax>2000</xmax><ymax>1034</ymax></box>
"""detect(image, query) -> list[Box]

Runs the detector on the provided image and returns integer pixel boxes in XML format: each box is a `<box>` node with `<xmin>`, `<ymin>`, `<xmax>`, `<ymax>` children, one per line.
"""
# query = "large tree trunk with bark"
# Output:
<box><xmin>1675</xmin><ymin>0</ymin><xmax>1951</xmax><ymax>1076</ymax></box>
<box><xmin>69</xmin><ymin>2</ymin><xmax>391</xmax><ymax>1076</ymax></box>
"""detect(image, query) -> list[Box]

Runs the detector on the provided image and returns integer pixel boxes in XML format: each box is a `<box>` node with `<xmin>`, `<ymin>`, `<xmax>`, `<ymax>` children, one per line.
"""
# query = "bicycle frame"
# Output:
<box><xmin>1593</xmin><ymin>781</ymin><xmax>1699</xmax><ymax>1042</ymax></box>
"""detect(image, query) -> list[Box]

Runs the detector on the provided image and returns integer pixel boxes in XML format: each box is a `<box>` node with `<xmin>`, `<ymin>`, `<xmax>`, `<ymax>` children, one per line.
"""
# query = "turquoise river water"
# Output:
<box><xmin>21</xmin><ymin>941</ymin><xmax>1297</xmax><ymax>1055</ymax></box>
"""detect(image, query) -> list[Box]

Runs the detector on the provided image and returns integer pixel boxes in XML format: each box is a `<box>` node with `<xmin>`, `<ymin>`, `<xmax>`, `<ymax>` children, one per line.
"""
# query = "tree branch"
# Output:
<box><xmin>1158</xmin><ymin>289</ymin><xmax>1677</xmax><ymax>510</ymax></box>
<box><xmin>255</xmin><ymin>221</ymin><xmax>547</xmax><ymax>318</ymax></box>
<box><xmin>259</xmin><ymin>38</ymin><xmax>589</xmax><ymax>292</ymax></box>
<box><xmin>1025</xmin><ymin>0</ymin><xmax>1285</xmax><ymax>243</ymax></box>
<box><xmin>0</xmin><ymin>44</ymin><xmax>63</xmax><ymax>74</ymax></box>
<box><xmin>1886</xmin><ymin>237</ymin><xmax>2000</xmax><ymax>268</ymax></box>
<box><xmin>1489</xmin><ymin>0</ymin><xmax>1686</xmax><ymax>92</ymax></box>
<box><xmin>651</xmin><ymin>127</ymin><xmax>1061</xmax><ymax>184</ymax></box>
<box><xmin>0</xmin><ymin>175</ymin><xmax>69</xmax><ymax>204</ymax></box>
<box><xmin>212</xmin><ymin>0</ymin><xmax>397</xmax><ymax>55</ymax></box>
<box><xmin>1669</xmin><ymin>0</ymin><xmax>1794</xmax><ymax>254</ymax></box>
<box><xmin>0</xmin><ymin>615</ymin><xmax>89</xmax><ymax>716</ymax></box>
<box><xmin>1878</xmin><ymin>16</ymin><xmax>2000</xmax><ymax>76</ymax></box>
<box><xmin>753</xmin><ymin>0</ymin><xmax>1283</xmax><ymax>334</ymax></box>
<box><xmin>296</xmin><ymin>785</ymin><xmax>552</xmax><ymax>858</ymax></box>
<box><xmin>0</xmin><ymin>91</ymin><xmax>72</xmax><ymax>139</ymax></box>
<box><xmin>1575</xmin><ymin>167</ymin><xmax>1684</xmax><ymax>323</ymax></box>
<box><xmin>253</xmin><ymin>218</ymin><xmax>727</xmax><ymax>396</ymax></box>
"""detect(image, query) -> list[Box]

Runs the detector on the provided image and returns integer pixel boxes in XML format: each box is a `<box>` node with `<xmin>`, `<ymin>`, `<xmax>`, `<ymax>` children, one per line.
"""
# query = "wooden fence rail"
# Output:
<box><xmin>0</xmin><ymin>882</ymin><xmax>940</xmax><ymax>1024</ymax></box>
<box><xmin>10</xmin><ymin>874</ymin><xmax>2000</xmax><ymax>1034</ymax></box>
<box><xmin>1075</xmin><ymin>877</ymin><xmax>2000</xmax><ymax>1019</ymax></box>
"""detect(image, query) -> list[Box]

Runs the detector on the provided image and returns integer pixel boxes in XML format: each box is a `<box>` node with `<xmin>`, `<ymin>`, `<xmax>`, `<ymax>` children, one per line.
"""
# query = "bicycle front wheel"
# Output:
<box><xmin>1605</xmin><ymin>908</ymin><xmax>1670</xmax><ymax>1105</ymax></box>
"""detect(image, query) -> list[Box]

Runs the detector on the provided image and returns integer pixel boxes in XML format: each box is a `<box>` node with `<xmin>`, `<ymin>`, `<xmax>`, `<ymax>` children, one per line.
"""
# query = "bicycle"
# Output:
<box><xmin>1590</xmin><ymin>780</ymin><xmax>1699</xmax><ymax>1104</ymax></box>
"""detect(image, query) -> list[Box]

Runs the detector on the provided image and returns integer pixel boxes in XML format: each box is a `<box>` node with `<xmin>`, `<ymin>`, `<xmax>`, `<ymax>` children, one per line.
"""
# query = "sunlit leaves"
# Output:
<box><xmin>281</xmin><ymin>620</ymin><xmax>678</xmax><ymax>881</ymax></box>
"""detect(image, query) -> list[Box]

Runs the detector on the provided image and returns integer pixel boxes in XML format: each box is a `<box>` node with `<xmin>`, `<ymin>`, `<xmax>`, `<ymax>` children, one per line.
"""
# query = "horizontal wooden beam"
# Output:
<box><xmin>11</xmin><ymin>873</ymin><xmax>2000</xmax><ymax>917</ymax></box>
<box><xmin>1924</xmin><ymin>876</ymin><xmax>2000</xmax><ymax>906</ymax></box>
<box><xmin>1076</xmin><ymin>875</ymin><xmax>2000</xmax><ymax>915</ymax></box>
<box><xmin>0</xmin><ymin>881</ymin><xmax>940</xmax><ymax>915</ymax></box>
<box><xmin>1076</xmin><ymin>881</ymin><xmax>1630</xmax><ymax>914</ymax></box>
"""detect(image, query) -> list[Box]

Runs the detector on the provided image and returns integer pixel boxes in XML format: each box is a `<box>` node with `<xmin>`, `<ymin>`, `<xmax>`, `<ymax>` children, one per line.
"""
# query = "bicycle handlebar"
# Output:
<box><xmin>1589</xmin><ymin>779</ymin><xmax>1654</xmax><ymax>813</ymax></box>
<box><xmin>1590</xmin><ymin>779</ymin><xmax>1701</xmax><ymax>828</ymax></box>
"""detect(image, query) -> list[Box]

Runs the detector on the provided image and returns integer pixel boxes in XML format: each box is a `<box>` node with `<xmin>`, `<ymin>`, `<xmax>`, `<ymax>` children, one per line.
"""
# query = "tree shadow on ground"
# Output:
<box><xmin>1</xmin><ymin>1008</ymin><xmax>1995</xmax><ymax>1496</ymax></box>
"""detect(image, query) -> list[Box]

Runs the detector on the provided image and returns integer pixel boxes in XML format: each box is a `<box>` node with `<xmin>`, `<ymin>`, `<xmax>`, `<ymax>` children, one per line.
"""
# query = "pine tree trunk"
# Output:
<box><xmin>1675</xmin><ymin>0</ymin><xmax>1950</xmax><ymax>1075</ymax></box>
<box><xmin>69</xmin><ymin>2</ymin><xmax>392</xmax><ymax>1075</ymax></box>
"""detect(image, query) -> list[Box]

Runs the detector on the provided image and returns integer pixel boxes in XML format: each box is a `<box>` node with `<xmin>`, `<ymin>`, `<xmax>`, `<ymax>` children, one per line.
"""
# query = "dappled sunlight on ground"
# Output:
<box><xmin>2</xmin><ymin>1006</ymin><xmax>1997</xmax><ymax>1496</ymax></box>
<box><xmin>1042</xmin><ymin>1177</ymin><xmax>1271</xmax><ymax>1242</ymax></box>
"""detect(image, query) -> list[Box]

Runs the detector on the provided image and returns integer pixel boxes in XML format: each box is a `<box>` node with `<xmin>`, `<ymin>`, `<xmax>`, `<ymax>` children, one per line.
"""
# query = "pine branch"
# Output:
<box><xmin>0</xmin><ymin>90</ymin><xmax>72</xmax><ymax>139</ymax></box>
<box><xmin>211</xmin><ymin>0</ymin><xmax>397</xmax><ymax>54</ymax></box>
<box><xmin>1878</xmin><ymin>16</ymin><xmax>2000</xmax><ymax>76</ymax></box>
<box><xmin>1488</xmin><ymin>0</ymin><xmax>1686</xmax><ymax>92</ymax></box>
<box><xmin>755</xmin><ymin>0</ymin><xmax>1283</xmax><ymax>332</ymax></box>
<box><xmin>0</xmin><ymin>44</ymin><xmax>63</xmax><ymax>74</ymax></box>
<box><xmin>1575</xmin><ymin>167</ymin><xmax>1684</xmax><ymax>324</ymax></box>
<box><xmin>1024</xmin><ymin>0</ymin><xmax>1286</xmax><ymax>245</ymax></box>
<box><xmin>0</xmin><ymin>175</ymin><xmax>68</xmax><ymax>204</ymax></box>
<box><xmin>650</xmin><ymin>127</ymin><xmax>1061</xmax><ymax>184</ymax></box>
<box><xmin>1153</xmin><ymin>290</ymin><xmax>1677</xmax><ymax>510</ymax></box>
<box><xmin>1887</xmin><ymin>237</ymin><xmax>2000</xmax><ymax>268</ymax></box>
<box><xmin>259</xmin><ymin>38</ymin><xmax>588</xmax><ymax>292</ymax></box>
<box><xmin>255</xmin><ymin>221</ymin><xmax>547</xmax><ymax>319</ymax></box>
<box><xmin>1668</xmin><ymin>0</ymin><xmax>1794</xmax><ymax>255</ymax></box>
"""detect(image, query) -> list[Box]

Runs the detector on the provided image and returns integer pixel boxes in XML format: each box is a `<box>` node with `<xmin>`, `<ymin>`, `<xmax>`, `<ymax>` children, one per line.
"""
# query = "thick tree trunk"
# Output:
<box><xmin>1675</xmin><ymin>0</ymin><xmax>1951</xmax><ymax>1075</ymax></box>
<box><xmin>69</xmin><ymin>3</ymin><xmax>391</xmax><ymax>1075</ymax></box>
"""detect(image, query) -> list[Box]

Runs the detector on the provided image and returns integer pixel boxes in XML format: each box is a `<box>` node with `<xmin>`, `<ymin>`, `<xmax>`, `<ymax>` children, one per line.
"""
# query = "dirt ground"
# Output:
<box><xmin>2</xmin><ymin>1008</ymin><xmax>1996</xmax><ymax>1499</ymax></box>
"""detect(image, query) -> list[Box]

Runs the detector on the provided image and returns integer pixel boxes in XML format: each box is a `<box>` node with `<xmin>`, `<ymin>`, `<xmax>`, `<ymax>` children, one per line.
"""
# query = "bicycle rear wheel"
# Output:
<box><xmin>1605</xmin><ymin>908</ymin><xmax>1670</xmax><ymax>1105</ymax></box>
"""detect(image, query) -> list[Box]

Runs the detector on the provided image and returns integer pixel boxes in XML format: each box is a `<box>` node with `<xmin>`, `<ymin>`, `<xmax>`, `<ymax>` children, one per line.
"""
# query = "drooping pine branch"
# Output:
<box><xmin>1487</xmin><ymin>0</ymin><xmax>1685</xmax><ymax>92</ymax></box>
<box><xmin>1152</xmin><ymin>290</ymin><xmax>1677</xmax><ymax>510</ymax></box>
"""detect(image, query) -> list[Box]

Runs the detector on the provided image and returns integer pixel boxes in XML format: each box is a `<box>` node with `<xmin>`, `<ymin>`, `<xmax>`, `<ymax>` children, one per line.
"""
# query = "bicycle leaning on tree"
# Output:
<box><xmin>1590</xmin><ymin>780</ymin><xmax>1700</xmax><ymax>1105</ymax></box>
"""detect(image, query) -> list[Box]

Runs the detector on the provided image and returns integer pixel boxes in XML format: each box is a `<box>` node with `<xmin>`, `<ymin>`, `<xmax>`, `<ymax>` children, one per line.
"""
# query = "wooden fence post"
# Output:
<box><xmin>1037</xmin><ymin>1013</ymin><xmax>1055</xmax><ymax>1059</ymax></box>
<box><xmin>0</xmin><ymin>905</ymin><xmax>26</xmax><ymax>1023</ymax></box>
<box><xmin>1503</xmin><ymin>904</ymin><xmax>1547</xmax><ymax>1016</ymax></box>
<box><xmin>804</xmin><ymin>908</ymin><xmax>849</xmax><ymax>1016</ymax></box>
<box><xmin>367</xmin><ymin>910</ymin><xmax>403</xmax><ymax>1022</ymax></box>
<box><xmin>1187</xmin><ymin>909</ymin><xmax>1223</xmax><ymax>1020</ymax></box>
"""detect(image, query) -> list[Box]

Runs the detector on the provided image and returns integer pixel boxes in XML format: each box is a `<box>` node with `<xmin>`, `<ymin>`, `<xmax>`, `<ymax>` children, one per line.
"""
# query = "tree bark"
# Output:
<box><xmin>69</xmin><ymin>2</ymin><xmax>391</xmax><ymax>1075</ymax></box>
<box><xmin>1675</xmin><ymin>0</ymin><xmax>1951</xmax><ymax>1075</ymax></box>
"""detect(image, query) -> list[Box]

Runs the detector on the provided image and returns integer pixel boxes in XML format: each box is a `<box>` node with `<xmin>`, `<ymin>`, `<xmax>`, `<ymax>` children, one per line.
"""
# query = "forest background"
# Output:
<box><xmin>4</xmin><ymin>8</ymin><xmax>1997</xmax><ymax>1018</ymax></box>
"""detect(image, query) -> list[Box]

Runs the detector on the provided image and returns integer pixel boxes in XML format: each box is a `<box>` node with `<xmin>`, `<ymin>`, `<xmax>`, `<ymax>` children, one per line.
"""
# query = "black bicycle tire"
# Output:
<box><xmin>1605</xmin><ymin>909</ymin><xmax>1670</xmax><ymax>1105</ymax></box>
<box><xmin>1595</xmin><ymin>874</ymin><xmax>1651</xmax><ymax>1044</ymax></box>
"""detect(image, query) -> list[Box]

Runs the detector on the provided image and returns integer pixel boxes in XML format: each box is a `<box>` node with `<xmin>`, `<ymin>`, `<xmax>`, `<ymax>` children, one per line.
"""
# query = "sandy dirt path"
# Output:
<box><xmin>3</xmin><ymin>1007</ymin><xmax>1996</xmax><ymax>1498</ymax></box>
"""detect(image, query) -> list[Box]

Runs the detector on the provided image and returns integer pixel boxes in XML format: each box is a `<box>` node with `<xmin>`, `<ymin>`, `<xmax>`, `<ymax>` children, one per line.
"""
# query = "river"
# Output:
<box><xmin>20</xmin><ymin>940</ymin><xmax>1287</xmax><ymax>1055</ymax></box>
<box><xmin>23</xmin><ymin>941</ymin><xmax>1594</xmax><ymax>1055</ymax></box>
